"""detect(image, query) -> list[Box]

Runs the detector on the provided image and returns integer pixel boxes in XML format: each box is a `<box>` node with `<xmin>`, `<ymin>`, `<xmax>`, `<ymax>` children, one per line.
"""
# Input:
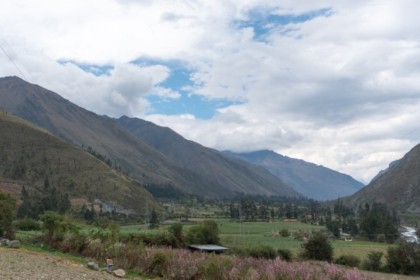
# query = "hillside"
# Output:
<box><xmin>0</xmin><ymin>76</ymin><xmax>300</xmax><ymax>198</ymax></box>
<box><xmin>0</xmin><ymin>109</ymin><xmax>158</xmax><ymax>215</ymax></box>
<box><xmin>343</xmin><ymin>143</ymin><xmax>420</xmax><ymax>212</ymax></box>
<box><xmin>116</xmin><ymin>116</ymin><xmax>300</xmax><ymax>198</ymax></box>
<box><xmin>224</xmin><ymin>150</ymin><xmax>364</xmax><ymax>201</ymax></box>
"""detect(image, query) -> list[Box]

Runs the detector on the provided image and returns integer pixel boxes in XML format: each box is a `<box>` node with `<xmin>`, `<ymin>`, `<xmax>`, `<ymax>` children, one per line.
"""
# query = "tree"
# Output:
<box><xmin>149</xmin><ymin>209</ymin><xmax>159</xmax><ymax>229</ymax></box>
<box><xmin>359</xmin><ymin>202</ymin><xmax>398</xmax><ymax>243</ymax></box>
<box><xmin>301</xmin><ymin>232</ymin><xmax>333</xmax><ymax>262</ymax></box>
<box><xmin>186</xmin><ymin>220</ymin><xmax>220</xmax><ymax>244</ymax></box>
<box><xmin>168</xmin><ymin>223</ymin><xmax>185</xmax><ymax>247</ymax></box>
<box><xmin>39</xmin><ymin>211</ymin><xmax>66</xmax><ymax>242</ymax></box>
<box><xmin>0</xmin><ymin>190</ymin><xmax>16</xmax><ymax>238</ymax></box>
<box><xmin>386</xmin><ymin>242</ymin><xmax>420</xmax><ymax>275</ymax></box>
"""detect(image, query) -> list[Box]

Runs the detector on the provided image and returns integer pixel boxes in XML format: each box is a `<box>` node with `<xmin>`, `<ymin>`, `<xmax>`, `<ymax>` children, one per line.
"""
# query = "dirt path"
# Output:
<box><xmin>0</xmin><ymin>247</ymin><xmax>126</xmax><ymax>280</ymax></box>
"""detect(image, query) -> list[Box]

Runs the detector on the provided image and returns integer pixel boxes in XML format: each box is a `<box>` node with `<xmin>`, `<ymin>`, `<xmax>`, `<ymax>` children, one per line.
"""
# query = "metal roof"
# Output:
<box><xmin>188</xmin><ymin>244</ymin><xmax>228</xmax><ymax>251</ymax></box>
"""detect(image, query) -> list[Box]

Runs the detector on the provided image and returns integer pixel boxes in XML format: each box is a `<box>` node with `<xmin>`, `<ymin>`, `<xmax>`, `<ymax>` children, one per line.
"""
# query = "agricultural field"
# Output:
<box><xmin>119</xmin><ymin>217</ymin><xmax>393</xmax><ymax>263</ymax></box>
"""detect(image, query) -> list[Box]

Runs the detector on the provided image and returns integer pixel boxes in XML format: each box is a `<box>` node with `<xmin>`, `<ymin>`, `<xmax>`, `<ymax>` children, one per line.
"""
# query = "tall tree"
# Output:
<box><xmin>0</xmin><ymin>190</ymin><xmax>16</xmax><ymax>238</ymax></box>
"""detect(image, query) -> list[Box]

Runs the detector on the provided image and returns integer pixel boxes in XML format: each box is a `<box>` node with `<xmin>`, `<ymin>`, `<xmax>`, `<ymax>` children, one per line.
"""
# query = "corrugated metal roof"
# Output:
<box><xmin>189</xmin><ymin>244</ymin><xmax>228</xmax><ymax>251</ymax></box>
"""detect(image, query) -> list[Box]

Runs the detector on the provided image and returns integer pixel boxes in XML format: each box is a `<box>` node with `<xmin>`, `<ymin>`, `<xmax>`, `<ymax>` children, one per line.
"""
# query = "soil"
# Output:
<box><xmin>0</xmin><ymin>247</ymin><xmax>129</xmax><ymax>279</ymax></box>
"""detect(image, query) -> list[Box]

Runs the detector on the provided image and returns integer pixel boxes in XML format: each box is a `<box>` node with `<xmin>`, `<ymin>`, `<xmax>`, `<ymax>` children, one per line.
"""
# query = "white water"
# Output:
<box><xmin>401</xmin><ymin>226</ymin><xmax>419</xmax><ymax>243</ymax></box>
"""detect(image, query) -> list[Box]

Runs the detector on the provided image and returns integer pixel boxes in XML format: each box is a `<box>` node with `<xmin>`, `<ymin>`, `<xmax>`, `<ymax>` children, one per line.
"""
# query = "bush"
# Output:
<box><xmin>186</xmin><ymin>220</ymin><xmax>219</xmax><ymax>244</ymax></box>
<box><xmin>14</xmin><ymin>218</ymin><xmax>41</xmax><ymax>231</ymax></box>
<box><xmin>280</xmin><ymin>228</ymin><xmax>290</xmax><ymax>237</ymax></box>
<box><xmin>375</xmin><ymin>234</ymin><xmax>386</xmax><ymax>243</ymax></box>
<box><xmin>168</xmin><ymin>223</ymin><xmax>185</xmax><ymax>248</ymax></box>
<box><xmin>362</xmin><ymin>251</ymin><xmax>383</xmax><ymax>271</ymax></box>
<box><xmin>335</xmin><ymin>254</ymin><xmax>361</xmax><ymax>268</ymax></box>
<box><xmin>386</xmin><ymin>242</ymin><xmax>420</xmax><ymax>275</ymax></box>
<box><xmin>247</xmin><ymin>245</ymin><xmax>277</xmax><ymax>259</ymax></box>
<box><xmin>39</xmin><ymin>211</ymin><xmax>68</xmax><ymax>243</ymax></box>
<box><xmin>301</xmin><ymin>232</ymin><xmax>333</xmax><ymax>262</ymax></box>
<box><xmin>277</xmin><ymin>248</ymin><xmax>293</xmax><ymax>261</ymax></box>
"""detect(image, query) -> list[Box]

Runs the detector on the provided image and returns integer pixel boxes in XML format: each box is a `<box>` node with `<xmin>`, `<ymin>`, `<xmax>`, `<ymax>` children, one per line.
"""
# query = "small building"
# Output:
<box><xmin>188</xmin><ymin>244</ymin><xmax>229</xmax><ymax>254</ymax></box>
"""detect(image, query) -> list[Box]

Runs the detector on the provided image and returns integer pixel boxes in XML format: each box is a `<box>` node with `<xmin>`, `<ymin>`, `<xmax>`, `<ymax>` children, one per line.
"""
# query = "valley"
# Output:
<box><xmin>1</xmin><ymin>76</ymin><xmax>420</xmax><ymax>279</ymax></box>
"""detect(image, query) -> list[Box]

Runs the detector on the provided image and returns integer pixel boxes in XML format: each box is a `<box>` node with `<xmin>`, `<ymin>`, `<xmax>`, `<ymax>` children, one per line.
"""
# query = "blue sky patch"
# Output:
<box><xmin>57</xmin><ymin>60</ymin><xmax>114</xmax><ymax>76</ymax></box>
<box><xmin>134</xmin><ymin>57</ymin><xmax>239</xmax><ymax>119</ymax></box>
<box><xmin>236</xmin><ymin>8</ymin><xmax>332</xmax><ymax>41</ymax></box>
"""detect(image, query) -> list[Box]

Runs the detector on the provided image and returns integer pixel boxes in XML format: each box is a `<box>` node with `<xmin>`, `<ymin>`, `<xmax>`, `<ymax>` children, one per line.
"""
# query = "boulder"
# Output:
<box><xmin>7</xmin><ymin>240</ymin><xmax>21</xmax><ymax>248</ymax></box>
<box><xmin>113</xmin><ymin>269</ymin><xmax>126</xmax><ymax>278</ymax></box>
<box><xmin>87</xmin><ymin>262</ymin><xmax>99</xmax><ymax>271</ymax></box>
<box><xmin>0</xmin><ymin>239</ymin><xmax>9</xmax><ymax>246</ymax></box>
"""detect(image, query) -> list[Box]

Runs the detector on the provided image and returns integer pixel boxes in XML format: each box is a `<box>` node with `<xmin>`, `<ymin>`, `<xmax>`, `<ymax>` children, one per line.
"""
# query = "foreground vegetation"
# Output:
<box><xmin>3</xmin><ymin>189</ymin><xmax>420</xmax><ymax>278</ymax></box>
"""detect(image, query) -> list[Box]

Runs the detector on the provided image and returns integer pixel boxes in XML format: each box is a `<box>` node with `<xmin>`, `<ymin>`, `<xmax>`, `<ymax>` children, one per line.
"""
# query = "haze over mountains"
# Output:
<box><xmin>224</xmin><ymin>150</ymin><xmax>364</xmax><ymax>201</ymax></box>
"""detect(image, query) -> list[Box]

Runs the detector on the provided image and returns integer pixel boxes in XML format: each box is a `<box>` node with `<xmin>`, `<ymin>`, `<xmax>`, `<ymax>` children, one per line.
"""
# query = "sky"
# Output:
<box><xmin>1</xmin><ymin>0</ymin><xmax>420</xmax><ymax>184</ymax></box>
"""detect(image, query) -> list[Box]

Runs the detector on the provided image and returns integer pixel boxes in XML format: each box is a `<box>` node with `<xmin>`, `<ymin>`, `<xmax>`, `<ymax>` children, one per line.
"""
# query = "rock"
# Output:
<box><xmin>0</xmin><ymin>239</ymin><xmax>9</xmax><ymax>246</ymax></box>
<box><xmin>87</xmin><ymin>262</ymin><xmax>99</xmax><ymax>271</ymax></box>
<box><xmin>113</xmin><ymin>269</ymin><xmax>126</xmax><ymax>278</ymax></box>
<box><xmin>7</xmin><ymin>240</ymin><xmax>21</xmax><ymax>248</ymax></box>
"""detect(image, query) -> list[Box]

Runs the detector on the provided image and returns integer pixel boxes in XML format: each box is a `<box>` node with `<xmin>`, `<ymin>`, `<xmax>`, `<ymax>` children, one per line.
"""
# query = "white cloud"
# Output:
<box><xmin>2</xmin><ymin>0</ymin><xmax>420</xmax><ymax>183</ymax></box>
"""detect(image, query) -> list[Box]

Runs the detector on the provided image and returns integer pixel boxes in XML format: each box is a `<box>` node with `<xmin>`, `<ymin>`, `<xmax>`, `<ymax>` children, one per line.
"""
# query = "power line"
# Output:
<box><xmin>0</xmin><ymin>38</ymin><xmax>27</xmax><ymax>80</ymax></box>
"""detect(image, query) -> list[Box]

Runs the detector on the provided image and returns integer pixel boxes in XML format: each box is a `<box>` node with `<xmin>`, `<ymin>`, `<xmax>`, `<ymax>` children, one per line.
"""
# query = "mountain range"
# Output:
<box><xmin>224</xmin><ymin>150</ymin><xmax>364</xmax><ymax>201</ymax></box>
<box><xmin>1</xmin><ymin>76</ymin><xmax>419</xmax><ymax>216</ymax></box>
<box><xmin>0</xmin><ymin>76</ymin><xmax>300</xmax><ymax>200</ymax></box>
<box><xmin>0</xmin><ymin>108</ymin><xmax>159</xmax><ymax>215</ymax></box>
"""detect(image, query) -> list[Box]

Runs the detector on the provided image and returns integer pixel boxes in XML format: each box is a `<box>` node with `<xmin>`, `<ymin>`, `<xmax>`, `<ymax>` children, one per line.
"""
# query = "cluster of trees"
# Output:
<box><xmin>325</xmin><ymin>200</ymin><xmax>399</xmax><ymax>243</ymax></box>
<box><xmin>228</xmin><ymin>196</ymin><xmax>320</xmax><ymax>221</ymax></box>
<box><xmin>358</xmin><ymin>202</ymin><xmax>399</xmax><ymax>243</ymax></box>
<box><xmin>17</xmin><ymin>177</ymin><xmax>71</xmax><ymax>219</ymax></box>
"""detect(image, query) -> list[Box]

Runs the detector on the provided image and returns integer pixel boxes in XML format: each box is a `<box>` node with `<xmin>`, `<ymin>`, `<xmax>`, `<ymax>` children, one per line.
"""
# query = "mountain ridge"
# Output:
<box><xmin>343</xmin><ymin>143</ymin><xmax>420</xmax><ymax>213</ymax></box>
<box><xmin>224</xmin><ymin>150</ymin><xmax>364</xmax><ymax>201</ymax></box>
<box><xmin>0</xmin><ymin>108</ymin><xmax>159</xmax><ymax>215</ymax></box>
<box><xmin>0</xmin><ymin>76</ymin><xmax>301</xmax><ymax>198</ymax></box>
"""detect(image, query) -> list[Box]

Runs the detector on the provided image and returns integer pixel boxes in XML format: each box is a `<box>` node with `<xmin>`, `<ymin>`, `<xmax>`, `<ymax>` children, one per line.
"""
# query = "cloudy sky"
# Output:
<box><xmin>1</xmin><ymin>0</ymin><xmax>420</xmax><ymax>183</ymax></box>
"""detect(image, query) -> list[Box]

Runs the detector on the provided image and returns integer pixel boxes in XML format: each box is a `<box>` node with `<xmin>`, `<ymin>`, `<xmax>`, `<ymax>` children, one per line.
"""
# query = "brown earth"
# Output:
<box><xmin>0</xmin><ymin>247</ymin><xmax>141</xmax><ymax>279</ymax></box>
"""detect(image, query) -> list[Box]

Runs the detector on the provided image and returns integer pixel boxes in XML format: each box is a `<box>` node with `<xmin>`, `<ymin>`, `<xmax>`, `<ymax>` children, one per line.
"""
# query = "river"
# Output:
<box><xmin>401</xmin><ymin>226</ymin><xmax>419</xmax><ymax>243</ymax></box>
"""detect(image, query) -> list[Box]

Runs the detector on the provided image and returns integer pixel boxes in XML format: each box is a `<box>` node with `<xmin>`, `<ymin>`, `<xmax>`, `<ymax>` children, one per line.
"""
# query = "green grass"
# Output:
<box><xmin>332</xmin><ymin>240</ymin><xmax>391</xmax><ymax>260</ymax></box>
<box><xmin>217</xmin><ymin>219</ymin><xmax>393</xmax><ymax>261</ymax></box>
<box><xmin>219</xmin><ymin>219</ymin><xmax>323</xmax><ymax>252</ymax></box>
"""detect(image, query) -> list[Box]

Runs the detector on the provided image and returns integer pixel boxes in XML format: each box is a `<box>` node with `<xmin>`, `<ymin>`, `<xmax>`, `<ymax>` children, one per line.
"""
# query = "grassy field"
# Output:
<box><xmin>219</xmin><ymin>219</ymin><xmax>322</xmax><ymax>250</ymax></box>
<box><xmin>119</xmin><ymin>218</ymin><xmax>393</xmax><ymax>262</ymax></box>
<box><xmin>216</xmin><ymin>219</ymin><xmax>391</xmax><ymax>261</ymax></box>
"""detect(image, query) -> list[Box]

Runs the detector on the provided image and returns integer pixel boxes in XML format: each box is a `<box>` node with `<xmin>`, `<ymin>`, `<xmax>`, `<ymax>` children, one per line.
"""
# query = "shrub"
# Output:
<box><xmin>279</xmin><ymin>228</ymin><xmax>290</xmax><ymax>237</ymax></box>
<box><xmin>375</xmin><ymin>233</ymin><xmax>386</xmax><ymax>243</ymax></box>
<box><xmin>186</xmin><ymin>220</ymin><xmax>220</xmax><ymax>244</ymax></box>
<box><xmin>148</xmin><ymin>251</ymin><xmax>170</xmax><ymax>277</ymax></box>
<box><xmin>335</xmin><ymin>254</ymin><xmax>361</xmax><ymax>268</ymax></box>
<box><xmin>168</xmin><ymin>223</ymin><xmax>185</xmax><ymax>248</ymax></box>
<box><xmin>14</xmin><ymin>218</ymin><xmax>40</xmax><ymax>231</ymax></box>
<box><xmin>362</xmin><ymin>251</ymin><xmax>383</xmax><ymax>271</ymax></box>
<box><xmin>247</xmin><ymin>245</ymin><xmax>277</xmax><ymax>259</ymax></box>
<box><xmin>277</xmin><ymin>248</ymin><xmax>293</xmax><ymax>261</ymax></box>
<box><xmin>301</xmin><ymin>232</ymin><xmax>333</xmax><ymax>262</ymax></box>
<box><xmin>39</xmin><ymin>211</ymin><xmax>68</xmax><ymax>243</ymax></box>
<box><xmin>386</xmin><ymin>242</ymin><xmax>420</xmax><ymax>275</ymax></box>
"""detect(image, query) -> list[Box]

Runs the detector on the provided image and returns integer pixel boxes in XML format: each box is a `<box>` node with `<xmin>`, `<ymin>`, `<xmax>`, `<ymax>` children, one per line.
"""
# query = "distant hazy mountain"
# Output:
<box><xmin>116</xmin><ymin>116</ymin><xmax>301</xmax><ymax>198</ymax></box>
<box><xmin>224</xmin><ymin>150</ymin><xmax>364</xmax><ymax>201</ymax></box>
<box><xmin>343</xmin><ymin>143</ymin><xmax>420</xmax><ymax>213</ymax></box>
<box><xmin>0</xmin><ymin>109</ymin><xmax>159</xmax><ymax>214</ymax></box>
<box><xmin>0</xmin><ymin>76</ymin><xmax>300</xmax><ymax>198</ymax></box>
